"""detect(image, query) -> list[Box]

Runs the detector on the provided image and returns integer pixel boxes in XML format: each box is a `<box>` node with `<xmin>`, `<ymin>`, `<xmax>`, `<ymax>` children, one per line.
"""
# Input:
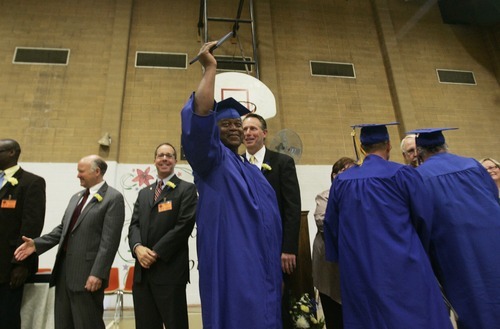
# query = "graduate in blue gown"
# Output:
<box><xmin>410</xmin><ymin>128</ymin><xmax>500</xmax><ymax>329</ymax></box>
<box><xmin>324</xmin><ymin>123</ymin><xmax>452</xmax><ymax>329</ymax></box>
<box><xmin>180</xmin><ymin>41</ymin><xmax>282</xmax><ymax>329</ymax></box>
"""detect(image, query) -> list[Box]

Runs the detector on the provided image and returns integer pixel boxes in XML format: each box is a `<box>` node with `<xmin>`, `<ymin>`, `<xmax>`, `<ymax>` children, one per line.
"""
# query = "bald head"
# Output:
<box><xmin>77</xmin><ymin>155</ymin><xmax>107</xmax><ymax>188</ymax></box>
<box><xmin>0</xmin><ymin>139</ymin><xmax>21</xmax><ymax>170</ymax></box>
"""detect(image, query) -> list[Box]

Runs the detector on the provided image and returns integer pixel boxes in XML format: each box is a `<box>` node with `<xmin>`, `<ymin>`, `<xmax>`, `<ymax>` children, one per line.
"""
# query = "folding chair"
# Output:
<box><xmin>36</xmin><ymin>268</ymin><xmax>52</xmax><ymax>273</ymax></box>
<box><xmin>104</xmin><ymin>267</ymin><xmax>123</xmax><ymax>324</ymax></box>
<box><xmin>123</xmin><ymin>266</ymin><xmax>134</xmax><ymax>295</ymax></box>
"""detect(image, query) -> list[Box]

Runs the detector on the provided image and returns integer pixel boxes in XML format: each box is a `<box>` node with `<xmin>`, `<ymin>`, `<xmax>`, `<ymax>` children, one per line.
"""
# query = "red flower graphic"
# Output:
<box><xmin>132</xmin><ymin>167</ymin><xmax>154</xmax><ymax>187</ymax></box>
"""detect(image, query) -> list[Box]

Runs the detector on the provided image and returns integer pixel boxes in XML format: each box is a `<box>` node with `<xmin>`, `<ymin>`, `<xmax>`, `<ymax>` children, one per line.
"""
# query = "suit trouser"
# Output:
<box><xmin>282</xmin><ymin>273</ymin><xmax>294</xmax><ymax>329</ymax></box>
<box><xmin>132</xmin><ymin>269</ymin><xmax>189</xmax><ymax>329</ymax></box>
<box><xmin>54</xmin><ymin>256</ymin><xmax>105</xmax><ymax>329</ymax></box>
<box><xmin>319</xmin><ymin>292</ymin><xmax>343</xmax><ymax>329</ymax></box>
<box><xmin>0</xmin><ymin>282</ymin><xmax>23</xmax><ymax>329</ymax></box>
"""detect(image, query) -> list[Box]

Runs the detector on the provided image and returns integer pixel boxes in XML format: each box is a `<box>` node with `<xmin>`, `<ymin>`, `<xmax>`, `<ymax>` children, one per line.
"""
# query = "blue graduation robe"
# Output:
<box><xmin>181</xmin><ymin>94</ymin><xmax>282</xmax><ymax>329</ymax></box>
<box><xmin>324</xmin><ymin>154</ymin><xmax>452</xmax><ymax>329</ymax></box>
<box><xmin>416</xmin><ymin>152</ymin><xmax>500</xmax><ymax>329</ymax></box>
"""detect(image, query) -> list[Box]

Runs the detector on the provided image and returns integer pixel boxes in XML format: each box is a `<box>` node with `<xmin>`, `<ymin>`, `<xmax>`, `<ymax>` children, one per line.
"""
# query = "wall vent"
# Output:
<box><xmin>13</xmin><ymin>47</ymin><xmax>70</xmax><ymax>65</ymax></box>
<box><xmin>215</xmin><ymin>55</ymin><xmax>253</xmax><ymax>72</ymax></box>
<box><xmin>436</xmin><ymin>69</ymin><xmax>476</xmax><ymax>85</ymax></box>
<box><xmin>310</xmin><ymin>61</ymin><xmax>356</xmax><ymax>78</ymax></box>
<box><xmin>135</xmin><ymin>52</ymin><xmax>187</xmax><ymax>69</ymax></box>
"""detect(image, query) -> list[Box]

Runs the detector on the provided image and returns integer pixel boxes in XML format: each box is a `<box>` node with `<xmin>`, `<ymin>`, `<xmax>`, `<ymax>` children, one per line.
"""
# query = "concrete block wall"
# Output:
<box><xmin>0</xmin><ymin>0</ymin><xmax>125</xmax><ymax>162</ymax></box>
<box><xmin>0</xmin><ymin>0</ymin><xmax>498</xmax><ymax>165</ymax></box>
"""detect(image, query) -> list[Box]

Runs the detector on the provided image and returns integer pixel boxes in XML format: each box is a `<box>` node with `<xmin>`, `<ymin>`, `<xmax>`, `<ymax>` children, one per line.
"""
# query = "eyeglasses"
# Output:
<box><xmin>485</xmin><ymin>166</ymin><xmax>499</xmax><ymax>171</ymax></box>
<box><xmin>156</xmin><ymin>153</ymin><xmax>175</xmax><ymax>159</ymax></box>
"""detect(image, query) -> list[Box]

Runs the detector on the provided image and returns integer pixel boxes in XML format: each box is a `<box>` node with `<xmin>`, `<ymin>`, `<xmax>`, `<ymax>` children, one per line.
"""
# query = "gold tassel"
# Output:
<box><xmin>351</xmin><ymin>128</ymin><xmax>365</xmax><ymax>165</ymax></box>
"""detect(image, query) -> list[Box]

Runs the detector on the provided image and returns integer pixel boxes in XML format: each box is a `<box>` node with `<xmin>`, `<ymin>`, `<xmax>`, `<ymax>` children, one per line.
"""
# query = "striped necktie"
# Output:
<box><xmin>249</xmin><ymin>155</ymin><xmax>257</xmax><ymax>165</ymax></box>
<box><xmin>0</xmin><ymin>172</ymin><xmax>4</xmax><ymax>188</ymax></box>
<box><xmin>63</xmin><ymin>189</ymin><xmax>90</xmax><ymax>251</ymax></box>
<box><xmin>154</xmin><ymin>180</ymin><xmax>164</xmax><ymax>201</ymax></box>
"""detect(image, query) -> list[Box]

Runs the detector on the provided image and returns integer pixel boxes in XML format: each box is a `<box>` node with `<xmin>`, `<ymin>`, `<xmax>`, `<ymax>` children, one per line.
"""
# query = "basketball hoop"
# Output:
<box><xmin>239</xmin><ymin>101</ymin><xmax>257</xmax><ymax>113</ymax></box>
<box><xmin>215</xmin><ymin>72</ymin><xmax>276</xmax><ymax>119</ymax></box>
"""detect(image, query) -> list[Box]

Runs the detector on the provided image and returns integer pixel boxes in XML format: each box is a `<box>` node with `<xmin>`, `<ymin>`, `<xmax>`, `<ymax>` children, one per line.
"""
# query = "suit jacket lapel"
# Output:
<box><xmin>153</xmin><ymin>175</ymin><xmax>179</xmax><ymax>206</ymax></box>
<box><xmin>63</xmin><ymin>192</ymin><xmax>83</xmax><ymax>236</ymax></box>
<box><xmin>147</xmin><ymin>183</ymin><xmax>155</xmax><ymax>208</ymax></box>
<box><xmin>0</xmin><ymin>180</ymin><xmax>10</xmax><ymax>199</ymax></box>
<box><xmin>262</xmin><ymin>148</ymin><xmax>273</xmax><ymax>175</ymax></box>
<box><xmin>0</xmin><ymin>168</ymin><xmax>24</xmax><ymax>199</ymax></box>
<box><xmin>72</xmin><ymin>183</ymin><xmax>109</xmax><ymax>231</ymax></box>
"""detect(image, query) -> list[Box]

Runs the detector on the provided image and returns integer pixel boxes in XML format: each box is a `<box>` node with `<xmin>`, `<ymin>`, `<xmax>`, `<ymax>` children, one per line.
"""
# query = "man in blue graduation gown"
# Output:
<box><xmin>410</xmin><ymin>128</ymin><xmax>500</xmax><ymax>329</ymax></box>
<box><xmin>181</xmin><ymin>41</ymin><xmax>282</xmax><ymax>329</ymax></box>
<box><xmin>324</xmin><ymin>123</ymin><xmax>452</xmax><ymax>329</ymax></box>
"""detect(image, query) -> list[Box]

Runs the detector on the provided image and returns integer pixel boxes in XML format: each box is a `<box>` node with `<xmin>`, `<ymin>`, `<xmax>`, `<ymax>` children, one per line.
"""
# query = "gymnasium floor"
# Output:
<box><xmin>104</xmin><ymin>305</ymin><xmax>203</xmax><ymax>329</ymax></box>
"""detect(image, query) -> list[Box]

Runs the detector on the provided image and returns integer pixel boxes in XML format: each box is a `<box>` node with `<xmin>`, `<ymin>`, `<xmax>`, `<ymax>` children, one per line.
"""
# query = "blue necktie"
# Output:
<box><xmin>0</xmin><ymin>172</ymin><xmax>5</xmax><ymax>188</ymax></box>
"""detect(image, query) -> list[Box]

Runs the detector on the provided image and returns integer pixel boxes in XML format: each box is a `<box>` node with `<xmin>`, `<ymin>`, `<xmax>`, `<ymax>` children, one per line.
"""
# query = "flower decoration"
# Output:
<box><xmin>166</xmin><ymin>181</ymin><xmax>176</xmax><ymax>189</ymax></box>
<box><xmin>132</xmin><ymin>167</ymin><xmax>154</xmax><ymax>187</ymax></box>
<box><xmin>262</xmin><ymin>163</ymin><xmax>272</xmax><ymax>172</ymax></box>
<box><xmin>290</xmin><ymin>293</ymin><xmax>325</xmax><ymax>329</ymax></box>
<box><xmin>93</xmin><ymin>193</ymin><xmax>103</xmax><ymax>202</ymax></box>
<box><xmin>7</xmin><ymin>177</ymin><xmax>18</xmax><ymax>186</ymax></box>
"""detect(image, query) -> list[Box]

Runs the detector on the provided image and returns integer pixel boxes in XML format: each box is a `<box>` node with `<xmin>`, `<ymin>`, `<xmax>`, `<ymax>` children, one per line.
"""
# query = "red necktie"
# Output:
<box><xmin>63</xmin><ymin>189</ymin><xmax>90</xmax><ymax>251</ymax></box>
<box><xmin>154</xmin><ymin>180</ymin><xmax>163</xmax><ymax>201</ymax></box>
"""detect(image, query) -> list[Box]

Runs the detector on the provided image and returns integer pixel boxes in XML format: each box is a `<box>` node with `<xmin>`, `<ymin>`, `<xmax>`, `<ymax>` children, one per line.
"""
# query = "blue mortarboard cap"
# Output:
<box><xmin>351</xmin><ymin>122</ymin><xmax>399</xmax><ymax>145</ymax></box>
<box><xmin>406</xmin><ymin>127</ymin><xmax>458</xmax><ymax>147</ymax></box>
<box><xmin>215</xmin><ymin>97</ymin><xmax>250</xmax><ymax>121</ymax></box>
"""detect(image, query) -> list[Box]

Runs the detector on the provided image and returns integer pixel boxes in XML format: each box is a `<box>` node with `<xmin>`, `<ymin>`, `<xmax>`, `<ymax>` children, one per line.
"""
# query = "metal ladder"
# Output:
<box><xmin>196</xmin><ymin>0</ymin><xmax>260</xmax><ymax>79</ymax></box>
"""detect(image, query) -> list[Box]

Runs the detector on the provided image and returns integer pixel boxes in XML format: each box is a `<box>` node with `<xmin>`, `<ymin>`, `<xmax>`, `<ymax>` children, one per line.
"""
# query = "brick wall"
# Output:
<box><xmin>0</xmin><ymin>0</ymin><xmax>498</xmax><ymax>165</ymax></box>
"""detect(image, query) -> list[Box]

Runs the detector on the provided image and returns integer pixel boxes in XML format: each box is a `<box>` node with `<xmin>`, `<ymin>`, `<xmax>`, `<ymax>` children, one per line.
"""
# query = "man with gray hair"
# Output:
<box><xmin>410</xmin><ymin>128</ymin><xmax>500</xmax><ymax>329</ymax></box>
<box><xmin>15</xmin><ymin>155</ymin><xmax>125</xmax><ymax>329</ymax></box>
<box><xmin>401</xmin><ymin>134</ymin><xmax>418</xmax><ymax>167</ymax></box>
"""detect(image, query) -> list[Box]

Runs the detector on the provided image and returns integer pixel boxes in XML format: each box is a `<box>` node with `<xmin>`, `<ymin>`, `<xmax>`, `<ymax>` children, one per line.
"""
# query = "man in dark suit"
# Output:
<box><xmin>128</xmin><ymin>142</ymin><xmax>197</xmax><ymax>329</ymax></box>
<box><xmin>0</xmin><ymin>139</ymin><xmax>46</xmax><ymax>329</ymax></box>
<box><xmin>243</xmin><ymin>113</ymin><xmax>301</xmax><ymax>329</ymax></box>
<box><xmin>14</xmin><ymin>154</ymin><xmax>125</xmax><ymax>329</ymax></box>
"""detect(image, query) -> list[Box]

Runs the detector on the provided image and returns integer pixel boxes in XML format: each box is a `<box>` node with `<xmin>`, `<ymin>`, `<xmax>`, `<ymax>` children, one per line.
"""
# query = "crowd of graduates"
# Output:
<box><xmin>313</xmin><ymin>125</ymin><xmax>500</xmax><ymax>329</ymax></box>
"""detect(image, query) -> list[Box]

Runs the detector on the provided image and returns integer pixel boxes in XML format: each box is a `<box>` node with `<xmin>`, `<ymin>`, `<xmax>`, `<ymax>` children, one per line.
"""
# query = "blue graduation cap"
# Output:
<box><xmin>215</xmin><ymin>97</ymin><xmax>250</xmax><ymax>121</ymax></box>
<box><xmin>349</xmin><ymin>122</ymin><xmax>398</xmax><ymax>162</ymax></box>
<box><xmin>351</xmin><ymin>122</ymin><xmax>399</xmax><ymax>145</ymax></box>
<box><xmin>406</xmin><ymin>127</ymin><xmax>458</xmax><ymax>147</ymax></box>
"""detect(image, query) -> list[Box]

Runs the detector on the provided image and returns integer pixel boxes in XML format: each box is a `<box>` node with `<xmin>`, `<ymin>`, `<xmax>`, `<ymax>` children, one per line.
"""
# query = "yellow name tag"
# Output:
<box><xmin>1</xmin><ymin>199</ymin><xmax>17</xmax><ymax>209</ymax></box>
<box><xmin>158</xmin><ymin>200</ymin><xmax>172</xmax><ymax>212</ymax></box>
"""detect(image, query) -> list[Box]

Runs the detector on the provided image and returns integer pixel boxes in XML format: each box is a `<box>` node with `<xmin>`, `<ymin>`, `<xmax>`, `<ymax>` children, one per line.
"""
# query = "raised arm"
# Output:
<box><xmin>194</xmin><ymin>41</ymin><xmax>218</xmax><ymax>116</ymax></box>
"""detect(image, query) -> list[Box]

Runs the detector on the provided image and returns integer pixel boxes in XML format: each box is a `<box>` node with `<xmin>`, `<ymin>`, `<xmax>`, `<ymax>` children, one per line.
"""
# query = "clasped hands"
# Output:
<box><xmin>135</xmin><ymin>245</ymin><xmax>158</xmax><ymax>269</ymax></box>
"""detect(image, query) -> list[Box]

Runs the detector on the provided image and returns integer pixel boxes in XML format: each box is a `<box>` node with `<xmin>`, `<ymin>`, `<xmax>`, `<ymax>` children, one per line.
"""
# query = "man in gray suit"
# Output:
<box><xmin>14</xmin><ymin>154</ymin><xmax>125</xmax><ymax>329</ymax></box>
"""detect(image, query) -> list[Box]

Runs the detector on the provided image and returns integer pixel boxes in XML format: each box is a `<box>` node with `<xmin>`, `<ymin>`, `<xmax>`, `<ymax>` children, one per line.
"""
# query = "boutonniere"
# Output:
<box><xmin>262</xmin><ymin>163</ymin><xmax>272</xmax><ymax>172</ymax></box>
<box><xmin>93</xmin><ymin>193</ymin><xmax>103</xmax><ymax>202</ymax></box>
<box><xmin>7</xmin><ymin>177</ymin><xmax>18</xmax><ymax>186</ymax></box>
<box><xmin>165</xmin><ymin>181</ymin><xmax>176</xmax><ymax>189</ymax></box>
